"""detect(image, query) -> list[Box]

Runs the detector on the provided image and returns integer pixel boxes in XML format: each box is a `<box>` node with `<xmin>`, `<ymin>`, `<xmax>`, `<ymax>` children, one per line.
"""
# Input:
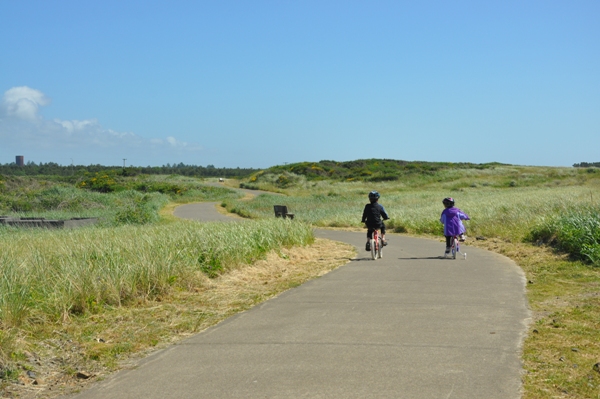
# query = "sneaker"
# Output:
<box><xmin>366</xmin><ymin>242</ymin><xmax>371</xmax><ymax>251</ymax></box>
<box><xmin>382</xmin><ymin>240</ymin><xmax>388</xmax><ymax>246</ymax></box>
<box><xmin>444</xmin><ymin>247</ymin><xmax>451</xmax><ymax>255</ymax></box>
<box><xmin>459</xmin><ymin>234</ymin><xmax>466</xmax><ymax>242</ymax></box>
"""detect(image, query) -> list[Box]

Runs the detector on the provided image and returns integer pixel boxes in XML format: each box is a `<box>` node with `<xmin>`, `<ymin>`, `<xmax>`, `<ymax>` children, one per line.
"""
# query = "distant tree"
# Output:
<box><xmin>0</xmin><ymin>162</ymin><xmax>259</xmax><ymax>178</ymax></box>
<box><xmin>573</xmin><ymin>162</ymin><xmax>600</xmax><ymax>168</ymax></box>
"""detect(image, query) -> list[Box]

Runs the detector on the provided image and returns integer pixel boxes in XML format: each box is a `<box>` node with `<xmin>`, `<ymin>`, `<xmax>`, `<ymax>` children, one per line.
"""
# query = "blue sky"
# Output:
<box><xmin>1</xmin><ymin>1</ymin><xmax>598</xmax><ymax>168</ymax></box>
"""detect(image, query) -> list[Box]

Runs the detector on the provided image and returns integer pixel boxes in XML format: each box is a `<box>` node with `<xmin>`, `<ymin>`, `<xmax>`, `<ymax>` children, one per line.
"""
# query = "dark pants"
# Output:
<box><xmin>445</xmin><ymin>235</ymin><xmax>453</xmax><ymax>247</ymax></box>
<box><xmin>367</xmin><ymin>223</ymin><xmax>386</xmax><ymax>239</ymax></box>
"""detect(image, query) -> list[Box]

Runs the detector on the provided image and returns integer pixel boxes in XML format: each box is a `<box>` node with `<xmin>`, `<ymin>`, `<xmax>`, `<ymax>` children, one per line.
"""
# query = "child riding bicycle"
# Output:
<box><xmin>440</xmin><ymin>197</ymin><xmax>470</xmax><ymax>256</ymax></box>
<box><xmin>362</xmin><ymin>191</ymin><xmax>390</xmax><ymax>251</ymax></box>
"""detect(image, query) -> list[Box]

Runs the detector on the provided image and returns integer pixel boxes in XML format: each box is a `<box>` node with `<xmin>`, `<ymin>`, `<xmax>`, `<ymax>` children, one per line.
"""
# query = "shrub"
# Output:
<box><xmin>78</xmin><ymin>171</ymin><xmax>123</xmax><ymax>192</ymax></box>
<box><xmin>113</xmin><ymin>192</ymin><xmax>165</xmax><ymax>225</ymax></box>
<box><xmin>369</xmin><ymin>174</ymin><xmax>399</xmax><ymax>182</ymax></box>
<box><xmin>133</xmin><ymin>182</ymin><xmax>187</xmax><ymax>195</ymax></box>
<box><xmin>8</xmin><ymin>199</ymin><xmax>33</xmax><ymax>212</ymax></box>
<box><xmin>197</xmin><ymin>250</ymin><xmax>223</xmax><ymax>278</ymax></box>
<box><xmin>581</xmin><ymin>243</ymin><xmax>600</xmax><ymax>265</ymax></box>
<box><xmin>528</xmin><ymin>206</ymin><xmax>600</xmax><ymax>265</ymax></box>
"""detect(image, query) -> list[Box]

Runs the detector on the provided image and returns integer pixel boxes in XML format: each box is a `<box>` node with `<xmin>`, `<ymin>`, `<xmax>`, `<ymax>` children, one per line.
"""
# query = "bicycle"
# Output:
<box><xmin>446</xmin><ymin>235</ymin><xmax>467</xmax><ymax>260</ymax></box>
<box><xmin>370</xmin><ymin>228</ymin><xmax>383</xmax><ymax>260</ymax></box>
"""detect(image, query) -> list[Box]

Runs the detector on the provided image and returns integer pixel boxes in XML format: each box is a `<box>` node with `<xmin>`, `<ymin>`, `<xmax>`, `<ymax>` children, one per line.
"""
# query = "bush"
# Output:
<box><xmin>133</xmin><ymin>182</ymin><xmax>187</xmax><ymax>195</ymax></box>
<box><xmin>197</xmin><ymin>250</ymin><xmax>223</xmax><ymax>278</ymax></box>
<box><xmin>244</xmin><ymin>171</ymin><xmax>307</xmax><ymax>189</ymax></box>
<box><xmin>8</xmin><ymin>199</ymin><xmax>33</xmax><ymax>212</ymax></box>
<box><xmin>78</xmin><ymin>171</ymin><xmax>123</xmax><ymax>192</ymax></box>
<box><xmin>370</xmin><ymin>174</ymin><xmax>399</xmax><ymax>182</ymax></box>
<box><xmin>113</xmin><ymin>192</ymin><xmax>165</xmax><ymax>225</ymax></box>
<box><xmin>582</xmin><ymin>243</ymin><xmax>600</xmax><ymax>264</ymax></box>
<box><xmin>528</xmin><ymin>206</ymin><xmax>600</xmax><ymax>265</ymax></box>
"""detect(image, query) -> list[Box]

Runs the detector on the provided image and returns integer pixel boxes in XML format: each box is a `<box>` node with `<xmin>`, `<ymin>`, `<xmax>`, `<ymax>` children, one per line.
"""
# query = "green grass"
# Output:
<box><xmin>527</xmin><ymin>206</ymin><xmax>600</xmax><ymax>265</ymax></box>
<box><xmin>244</xmin><ymin>160</ymin><xmax>597</xmax><ymax>188</ymax></box>
<box><xmin>0</xmin><ymin>217</ymin><xmax>314</xmax><ymax>386</ymax></box>
<box><xmin>0</xmin><ymin>218</ymin><xmax>313</xmax><ymax>328</ymax></box>
<box><xmin>0</xmin><ymin>175</ymin><xmax>242</xmax><ymax>225</ymax></box>
<box><xmin>230</xmin><ymin>164</ymin><xmax>600</xmax><ymax>398</ymax></box>
<box><xmin>2</xmin><ymin>165</ymin><xmax>600</xmax><ymax>398</ymax></box>
<box><xmin>478</xmin><ymin>240</ymin><xmax>600</xmax><ymax>399</ymax></box>
<box><xmin>249</xmin><ymin>159</ymin><xmax>506</xmax><ymax>183</ymax></box>
<box><xmin>225</xmin><ymin>184</ymin><xmax>599</xmax><ymax>243</ymax></box>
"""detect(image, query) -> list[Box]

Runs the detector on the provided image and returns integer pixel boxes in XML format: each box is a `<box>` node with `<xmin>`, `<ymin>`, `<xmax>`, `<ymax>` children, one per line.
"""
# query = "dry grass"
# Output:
<box><xmin>1</xmin><ymin>238</ymin><xmax>355</xmax><ymax>399</ymax></box>
<box><xmin>464</xmin><ymin>238</ymin><xmax>600</xmax><ymax>398</ymax></box>
<box><xmin>157</xmin><ymin>202</ymin><xmax>180</xmax><ymax>223</ymax></box>
<box><xmin>4</xmin><ymin>172</ymin><xmax>599</xmax><ymax>398</ymax></box>
<box><xmin>4</xmin><ymin>228</ymin><xmax>598</xmax><ymax>399</ymax></box>
<box><xmin>218</xmin><ymin>178</ymin><xmax>241</xmax><ymax>190</ymax></box>
<box><xmin>216</xmin><ymin>203</ymin><xmax>246</xmax><ymax>218</ymax></box>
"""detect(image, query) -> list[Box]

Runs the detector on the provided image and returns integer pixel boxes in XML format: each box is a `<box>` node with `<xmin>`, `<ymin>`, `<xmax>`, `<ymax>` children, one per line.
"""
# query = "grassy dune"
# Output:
<box><xmin>0</xmin><ymin>175</ymin><xmax>328</xmax><ymax>397</ymax></box>
<box><xmin>0</xmin><ymin>219</ymin><xmax>313</xmax><ymax>325</ymax></box>
<box><xmin>227</xmin><ymin>164</ymin><xmax>600</xmax><ymax>398</ymax></box>
<box><xmin>0</xmin><ymin>174</ymin><xmax>242</xmax><ymax>224</ymax></box>
<box><xmin>0</xmin><ymin>218</ymin><xmax>331</xmax><ymax>398</ymax></box>
<box><xmin>1</xmin><ymin>164</ymin><xmax>600</xmax><ymax>398</ymax></box>
<box><xmin>225</xmin><ymin>166</ymin><xmax>600</xmax><ymax>243</ymax></box>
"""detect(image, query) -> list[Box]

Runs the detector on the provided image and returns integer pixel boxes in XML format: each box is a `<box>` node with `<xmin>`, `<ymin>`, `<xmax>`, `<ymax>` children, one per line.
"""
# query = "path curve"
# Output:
<box><xmin>70</xmin><ymin>200</ymin><xmax>530</xmax><ymax>399</ymax></box>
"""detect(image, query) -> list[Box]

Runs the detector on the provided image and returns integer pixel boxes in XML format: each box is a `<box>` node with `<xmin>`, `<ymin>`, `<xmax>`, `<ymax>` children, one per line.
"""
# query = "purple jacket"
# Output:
<box><xmin>440</xmin><ymin>207</ymin><xmax>470</xmax><ymax>236</ymax></box>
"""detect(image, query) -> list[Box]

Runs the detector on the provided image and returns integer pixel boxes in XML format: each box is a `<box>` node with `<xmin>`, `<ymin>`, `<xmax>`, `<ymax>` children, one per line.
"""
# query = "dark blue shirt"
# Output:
<box><xmin>362</xmin><ymin>202</ymin><xmax>389</xmax><ymax>227</ymax></box>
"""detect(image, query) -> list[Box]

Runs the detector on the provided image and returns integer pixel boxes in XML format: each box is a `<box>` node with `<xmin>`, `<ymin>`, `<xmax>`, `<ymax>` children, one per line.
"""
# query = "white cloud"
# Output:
<box><xmin>57</xmin><ymin>118</ymin><xmax>98</xmax><ymax>133</ymax></box>
<box><xmin>166</xmin><ymin>136</ymin><xmax>194</xmax><ymax>148</ymax></box>
<box><xmin>149</xmin><ymin>136</ymin><xmax>200</xmax><ymax>149</ymax></box>
<box><xmin>0</xmin><ymin>86</ymin><xmax>203</xmax><ymax>165</ymax></box>
<box><xmin>1</xmin><ymin>86</ymin><xmax>50</xmax><ymax>121</ymax></box>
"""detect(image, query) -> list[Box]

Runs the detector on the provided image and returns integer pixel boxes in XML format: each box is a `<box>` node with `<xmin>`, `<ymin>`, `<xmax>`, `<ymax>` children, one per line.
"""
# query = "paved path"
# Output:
<box><xmin>69</xmin><ymin>202</ymin><xmax>530</xmax><ymax>399</ymax></box>
<box><xmin>174</xmin><ymin>202</ymin><xmax>237</xmax><ymax>222</ymax></box>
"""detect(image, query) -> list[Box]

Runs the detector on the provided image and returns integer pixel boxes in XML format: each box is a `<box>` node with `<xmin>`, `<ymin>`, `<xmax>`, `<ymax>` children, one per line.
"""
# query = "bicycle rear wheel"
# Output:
<box><xmin>451</xmin><ymin>237</ymin><xmax>457</xmax><ymax>259</ymax></box>
<box><xmin>371</xmin><ymin>230</ymin><xmax>379</xmax><ymax>260</ymax></box>
<box><xmin>370</xmin><ymin>238</ymin><xmax>377</xmax><ymax>259</ymax></box>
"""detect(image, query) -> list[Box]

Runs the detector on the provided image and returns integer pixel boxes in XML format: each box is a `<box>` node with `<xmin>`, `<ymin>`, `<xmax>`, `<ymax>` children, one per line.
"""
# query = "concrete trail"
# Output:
<box><xmin>69</xmin><ymin>202</ymin><xmax>530</xmax><ymax>399</ymax></box>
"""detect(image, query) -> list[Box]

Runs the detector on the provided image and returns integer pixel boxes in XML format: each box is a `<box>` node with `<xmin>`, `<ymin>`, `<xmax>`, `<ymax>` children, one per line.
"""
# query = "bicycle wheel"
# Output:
<box><xmin>370</xmin><ymin>237</ymin><xmax>377</xmax><ymax>259</ymax></box>
<box><xmin>377</xmin><ymin>237</ymin><xmax>383</xmax><ymax>259</ymax></box>
<box><xmin>451</xmin><ymin>237</ymin><xmax>457</xmax><ymax>259</ymax></box>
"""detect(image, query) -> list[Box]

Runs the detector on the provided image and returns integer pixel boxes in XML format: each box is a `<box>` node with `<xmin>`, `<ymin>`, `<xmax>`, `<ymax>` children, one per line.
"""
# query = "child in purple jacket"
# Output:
<box><xmin>440</xmin><ymin>197</ymin><xmax>470</xmax><ymax>255</ymax></box>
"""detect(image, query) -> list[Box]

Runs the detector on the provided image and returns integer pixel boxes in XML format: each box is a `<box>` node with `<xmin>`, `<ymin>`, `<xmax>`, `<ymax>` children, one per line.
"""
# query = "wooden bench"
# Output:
<box><xmin>273</xmin><ymin>205</ymin><xmax>294</xmax><ymax>219</ymax></box>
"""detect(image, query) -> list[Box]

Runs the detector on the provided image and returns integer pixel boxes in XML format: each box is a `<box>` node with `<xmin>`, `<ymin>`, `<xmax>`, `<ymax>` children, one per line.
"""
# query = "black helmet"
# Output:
<box><xmin>368</xmin><ymin>191</ymin><xmax>380</xmax><ymax>201</ymax></box>
<box><xmin>442</xmin><ymin>197</ymin><xmax>455</xmax><ymax>207</ymax></box>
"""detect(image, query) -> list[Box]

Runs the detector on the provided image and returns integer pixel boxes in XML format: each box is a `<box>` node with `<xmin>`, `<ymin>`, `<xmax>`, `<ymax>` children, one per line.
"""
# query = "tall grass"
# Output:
<box><xmin>224</xmin><ymin>184</ymin><xmax>599</xmax><ymax>242</ymax></box>
<box><xmin>0</xmin><ymin>219</ymin><xmax>313</xmax><ymax>333</ymax></box>
<box><xmin>527</xmin><ymin>205</ymin><xmax>600</xmax><ymax>265</ymax></box>
<box><xmin>244</xmin><ymin>164</ymin><xmax>598</xmax><ymax>191</ymax></box>
<box><xmin>0</xmin><ymin>176</ymin><xmax>242</xmax><ymax>225</ymax></box>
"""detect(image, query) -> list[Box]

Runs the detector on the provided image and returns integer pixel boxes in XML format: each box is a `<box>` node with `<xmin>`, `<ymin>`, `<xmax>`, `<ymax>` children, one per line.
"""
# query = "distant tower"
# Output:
<box><xmin>16</xmin><ymin>155</ymin><xmax>24</xmax><ymax>166</ymax></box>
